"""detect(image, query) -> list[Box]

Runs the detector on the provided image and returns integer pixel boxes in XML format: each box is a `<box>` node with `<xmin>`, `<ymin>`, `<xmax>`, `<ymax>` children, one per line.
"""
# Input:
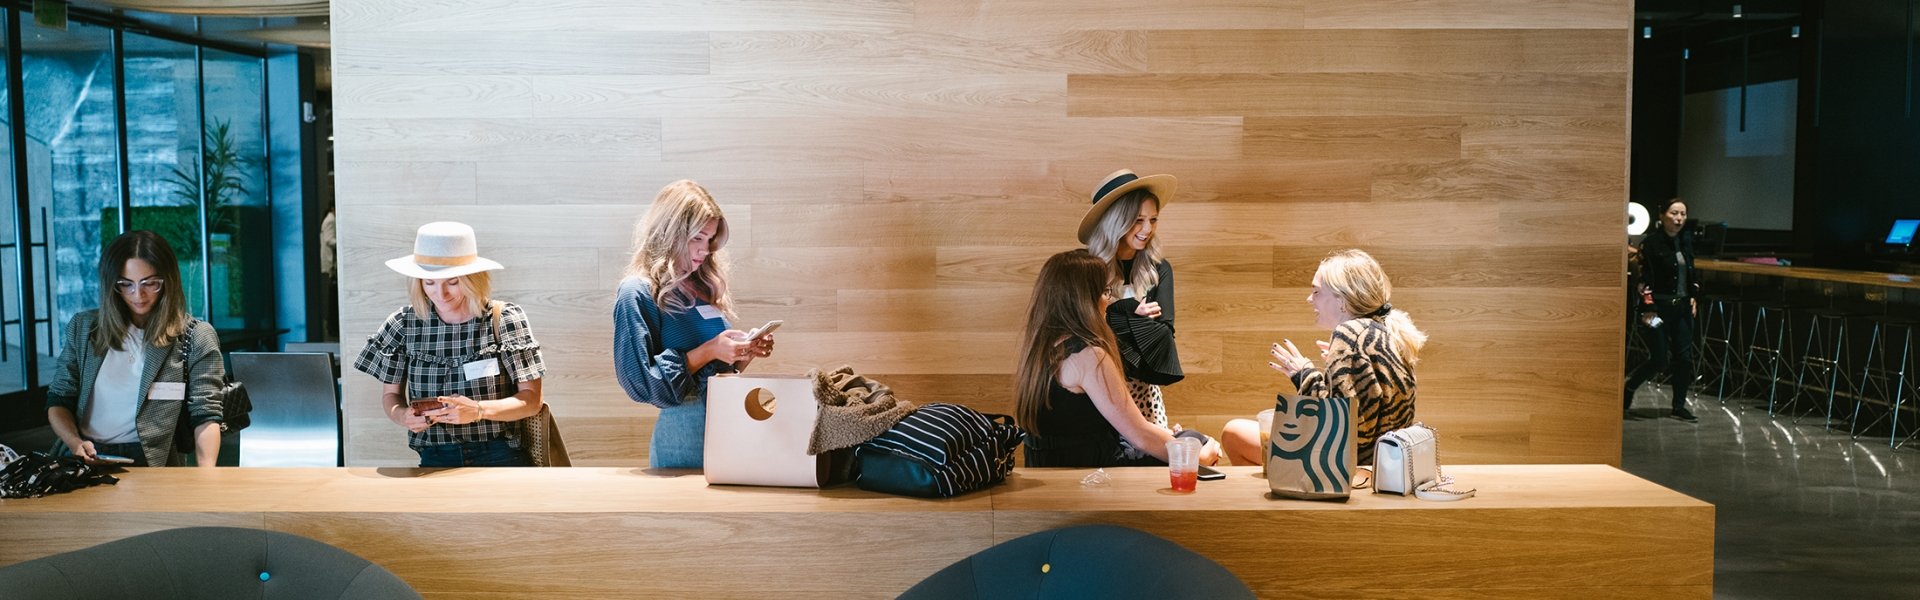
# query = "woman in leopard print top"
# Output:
<box><xmin>1221</xmin><ymin>249</ymin><xmax>1428</xmax><ymax>466</ymax></box>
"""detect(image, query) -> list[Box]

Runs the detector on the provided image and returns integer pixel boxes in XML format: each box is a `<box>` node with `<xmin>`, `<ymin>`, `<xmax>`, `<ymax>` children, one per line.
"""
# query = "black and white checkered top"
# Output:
<box><xmin>354</xmin><ymin>302</ymin><xmax>546</xmax><ymax>450</ymax></box>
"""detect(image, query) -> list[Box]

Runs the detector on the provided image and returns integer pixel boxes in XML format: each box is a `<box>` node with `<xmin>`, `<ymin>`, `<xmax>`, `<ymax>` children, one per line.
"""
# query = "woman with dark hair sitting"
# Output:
<box><xmin>47</xmin><ymin>231</ymin><xmax>225</xmax><ymax>467</ymax></box>
<box><xmin>1015</xmin><ymin>249</ymin><xmax>1221</xmax><ymax>468</ymax></box>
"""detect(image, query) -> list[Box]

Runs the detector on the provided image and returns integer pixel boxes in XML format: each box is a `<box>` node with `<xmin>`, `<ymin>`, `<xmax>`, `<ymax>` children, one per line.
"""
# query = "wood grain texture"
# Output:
<box><xmin>331</xmin><ymin>32</ymin><xmax>709</xmax><ymax>76</ymax></box>
<box><xmin>334</xmin><ymin>0</ymin><xmax>914</xmax><ymax>33</ymax></box>
<box><xmin>1148</xmin><ymin>29</ymin><xmax>1627</xmax><ymax>73</ymax></box>
<box><xmin>1302</xmin><ymin>0</ymin><xmax>1630</xmax><ymax>29</ymax></box>
<box><xmin>1245</xmin><ymin>116</ymin><xmax>1463</xmax><ymax>161</ymax></box>
<box><xmin>662</xmin><ymin>117</ymin><xmax>1244</xmax><ymax>162</ymax></box>
<box><xmin>333</xmin><ymin>0</ymin><xmax>1630</xmax><ymax>466</ymax></box>
<box><xmin>913</xmin><ymin>0</ymin><xmax>1307</xmax><ymax>30</ymax></box>
<box><xmin>525</xmin><ymin>74</ymin><xmax>1068</xmax><ymax>119</ymax></box>
<box><xmin>1070</xmin><ymin>73</ymin><xmax>1627</xmax><ymax>117</ymax></box>
<box><xmin>710</xmin><ymin>31</ymin><xmax>1147</xmax><ymax>75</ymax></box>
<box><xmin>0</xmin><ymin>466</ymin><xmax>1711</xmax><ymax>598</ymax></box>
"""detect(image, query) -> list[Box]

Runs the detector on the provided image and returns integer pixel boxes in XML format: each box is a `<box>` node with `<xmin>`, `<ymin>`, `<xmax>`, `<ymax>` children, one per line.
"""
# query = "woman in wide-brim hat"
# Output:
<box><xmin>1077</xmin><ymin>169</ymin><xmax>1186</xmax><ymax>461</ymax></box>
<box><xmin>354</xmin><ymin>221</ymin><xmax>549</xmax><ymax>467</ymax></box>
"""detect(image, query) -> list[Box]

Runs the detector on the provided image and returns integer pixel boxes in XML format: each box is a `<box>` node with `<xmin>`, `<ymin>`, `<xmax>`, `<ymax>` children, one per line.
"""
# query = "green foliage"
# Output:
<box><xmin>164</xmin><ymin>119</ymin><xmax>251</xmax><ymax>235</ymax></box>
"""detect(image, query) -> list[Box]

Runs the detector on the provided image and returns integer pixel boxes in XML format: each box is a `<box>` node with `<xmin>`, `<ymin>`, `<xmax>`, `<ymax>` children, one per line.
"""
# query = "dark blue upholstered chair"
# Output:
<box><xmin>899</xmin><ymin>524</ymin><xmax>1255</xmax><ymax>599</ymax></box>
<box><xmin>0</xmin><ymin>526</ymin><xmax>420</xmax><ymax>599</ymax></box>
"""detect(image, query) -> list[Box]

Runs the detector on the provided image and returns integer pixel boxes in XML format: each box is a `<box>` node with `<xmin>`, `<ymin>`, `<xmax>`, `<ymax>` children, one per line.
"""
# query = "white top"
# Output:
<box><xmin>83</xmin><ymin>328</ymin><xmax>145</xmax><ymax>445</ymax></box>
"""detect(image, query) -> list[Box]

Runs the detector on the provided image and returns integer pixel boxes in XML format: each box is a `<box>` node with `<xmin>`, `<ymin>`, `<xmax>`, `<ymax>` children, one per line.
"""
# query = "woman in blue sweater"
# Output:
<box><xmin>614</xmin><ymin>180</ymin><xmax>774</xmax><ymax>468</ymax></box>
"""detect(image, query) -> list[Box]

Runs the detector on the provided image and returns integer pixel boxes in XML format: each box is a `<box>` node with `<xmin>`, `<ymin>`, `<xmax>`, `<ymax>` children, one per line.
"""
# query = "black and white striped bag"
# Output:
<box><xmin>855</xmin><ymin>403</ymin><xmax>1025</xmax><ymax>498</ymax></box>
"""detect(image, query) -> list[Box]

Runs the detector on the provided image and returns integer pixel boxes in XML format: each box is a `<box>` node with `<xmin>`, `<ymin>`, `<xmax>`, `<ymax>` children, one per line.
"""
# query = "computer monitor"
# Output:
<box><xmin>1887</xmin><ymin>219</ymin><xmax>1919</xmax><ymax>247</ymax></box>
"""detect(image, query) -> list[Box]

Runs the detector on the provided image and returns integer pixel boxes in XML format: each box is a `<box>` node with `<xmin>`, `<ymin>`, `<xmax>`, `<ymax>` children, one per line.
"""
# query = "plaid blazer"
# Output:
<box><xmin>45</xmin><ymin>310</ymin><xmax>225</xmax><ymax>467</ymax></box>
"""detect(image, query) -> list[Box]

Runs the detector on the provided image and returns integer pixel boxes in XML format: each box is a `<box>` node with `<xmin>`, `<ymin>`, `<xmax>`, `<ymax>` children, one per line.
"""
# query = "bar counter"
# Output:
<box><xmin>1698</xmin><ymin>258</ymin><xmax>1920</xmax><ymax>291</ymax></box>
<box><xmin>0</xmin><ymin>465</ymin><xmax>1712</xmax><ymax>598</ymax></box>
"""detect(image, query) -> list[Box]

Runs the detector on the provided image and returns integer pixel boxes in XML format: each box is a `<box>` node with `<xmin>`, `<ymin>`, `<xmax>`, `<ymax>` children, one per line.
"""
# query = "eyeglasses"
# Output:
<box><xmin>115</xmin><ymin>278</ymin><xmax>165</xmax><ymax>294</ymax></box>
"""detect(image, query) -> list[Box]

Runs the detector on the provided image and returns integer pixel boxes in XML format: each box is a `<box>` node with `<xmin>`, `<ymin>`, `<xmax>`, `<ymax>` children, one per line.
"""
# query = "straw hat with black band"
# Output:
<box><xmin>1077</xmin><ymin>169</ymin><xmax>1177</xmax><ymax>245</ymax></box>
<box><xmin>385</xmin><ymin>221</ymin><xmax>504</xmax><ymax>279</ymax></box>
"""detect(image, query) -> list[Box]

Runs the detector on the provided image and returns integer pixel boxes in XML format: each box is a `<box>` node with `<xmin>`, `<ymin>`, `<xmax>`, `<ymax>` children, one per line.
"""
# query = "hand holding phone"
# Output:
<box><xmin>410</xmin><ymin>397</ymin><xmax>447</xmax><ymax>417</ymax></box>
<box><xmin>745</xmin><ymin>320</ymin><xmax>783</xmax><ymax>342</ymax></box>
<box><xmin>94</xmin><ymin>454</ymin><xmax>137</xmax><ymax>465</ymax></box>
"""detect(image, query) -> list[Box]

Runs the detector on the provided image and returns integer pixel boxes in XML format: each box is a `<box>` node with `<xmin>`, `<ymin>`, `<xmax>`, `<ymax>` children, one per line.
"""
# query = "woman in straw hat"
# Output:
<box><xmin>1078</xmin><ymin>169</ymin><xmax>1185</xmax><ymax>460</ymax></box>
<box><xmin>1220</xmin><ymin>249</ymin><xmax>1426</xmax><ymax>467</ymax></box>
<box><xmin>614</xmin><ymin>180</ymin><xmax>773</xmax><ymax>469</ymax></box>
<box><xmin>354</xmin><ymin>221</ymin><xmax>548</xmax><ymax>467</ymax></box>
<box><xmin>46</xmin><ymin>230</ymin><xmax>226</xmax><ymax>467</ymax></box>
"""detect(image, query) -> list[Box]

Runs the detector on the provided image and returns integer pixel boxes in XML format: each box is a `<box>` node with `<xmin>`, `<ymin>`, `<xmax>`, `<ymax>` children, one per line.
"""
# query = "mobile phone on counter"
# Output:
<box><xmin>745</xmin><ymin>320</ymin><xmax>783</xmax><ymax>342</ymax></box>
<box><xmin>1197</xmin><ymin>465</ymin><xmax>1226</xmax><ymax>481</ymax></box>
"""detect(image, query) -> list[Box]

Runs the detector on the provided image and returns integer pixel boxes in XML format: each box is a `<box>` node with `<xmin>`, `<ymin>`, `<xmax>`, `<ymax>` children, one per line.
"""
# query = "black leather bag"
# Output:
<box><xmin>855</xmin><ymin>403</ymin><xmax>1024</xmax><ymax>498</ymax></box>
<box><xmin>172</xmin><ymin>322</ymin><xmax>251</xmax><ymax>454</ymax></box>
<box><xmin>174</xmin><ymin>381</ymin><xmax>249</xmax><ymax>454</ymax></box>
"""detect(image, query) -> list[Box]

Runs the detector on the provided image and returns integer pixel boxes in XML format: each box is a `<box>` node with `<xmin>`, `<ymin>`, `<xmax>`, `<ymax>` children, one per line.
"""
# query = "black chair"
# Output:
<box><xmin>899</xmin><ymin>525</ymin><xmax>1254</xmax><ymax>599</ymax></box>
<box><xmin>0</xmin><ymin>526</ymin><xmax>420</xmax><ymax>599</ymax></box>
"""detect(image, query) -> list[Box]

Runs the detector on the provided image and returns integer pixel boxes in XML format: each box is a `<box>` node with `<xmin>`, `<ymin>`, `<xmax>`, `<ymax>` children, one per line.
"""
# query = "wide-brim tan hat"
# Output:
<box><xmin>1077</xmin><ymin>169</ymin><xmax>1177</xmax><ymax>244</ymax></box>
<box><xmin>385</xmin><ymin>221</ymin><xmax>505</xmax><ymax>279</ymax></box>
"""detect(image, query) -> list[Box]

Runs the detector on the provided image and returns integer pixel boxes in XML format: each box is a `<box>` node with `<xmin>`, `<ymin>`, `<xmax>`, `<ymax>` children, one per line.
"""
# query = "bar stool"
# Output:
<box><xmin>1788</xmin><ymin>308</ymin><xmax>1861</xmax><ymax>429</ymax></box>
<box><xmin>1695</xmin><ymin>293</ymin><xmax>1742</xmax><ymax>404</ymax></box>
<box><xmin>1745</xmin><ymin>301</ymin><xmax>1797</xmax><ymax>414</ymax></box>
<box><xmin>1850</xmin><ymin>317</ymin><xmax>1914</xmax><ymax>445</ymax></box>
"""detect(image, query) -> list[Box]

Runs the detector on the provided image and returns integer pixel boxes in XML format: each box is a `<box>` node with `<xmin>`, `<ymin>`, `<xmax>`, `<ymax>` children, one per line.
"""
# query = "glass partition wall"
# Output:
<box><xmin>0</xmin><ymin>5</ymin><xmax>275</xmax><ymax>421</ymax></box>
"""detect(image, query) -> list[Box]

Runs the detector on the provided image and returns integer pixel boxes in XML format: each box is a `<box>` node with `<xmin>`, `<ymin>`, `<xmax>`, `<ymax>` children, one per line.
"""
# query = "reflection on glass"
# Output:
<box><xmin>0</xmin><ymin>9</ymin><xmax>24</xmax><ymax>396</ymax></box>
<box><xmin>201</xmin><ymin>49</ymin><xmax>269</xmax><ymax>332</ymax></box>
<box><xmin>124</xmin><ymin>33</ymin><xmax>206</xmax><ymax>318</ymax></box>
<box><xmin>23</xmin><ymin>15</ymin><xmax>120</xmax><ymax>367</ymax></box>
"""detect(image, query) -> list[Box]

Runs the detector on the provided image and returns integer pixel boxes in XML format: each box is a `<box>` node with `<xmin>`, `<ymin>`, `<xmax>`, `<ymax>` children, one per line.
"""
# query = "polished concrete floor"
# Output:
<box><xmin>1623</xmin><ymin>384</ymin><xmax>1920</xmax><ymax>599</ymax></box>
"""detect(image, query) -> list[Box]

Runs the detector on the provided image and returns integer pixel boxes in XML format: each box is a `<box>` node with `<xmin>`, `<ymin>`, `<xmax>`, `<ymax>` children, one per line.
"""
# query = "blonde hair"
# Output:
<box><xmin>625</xmin><ymin>179</ymin><xmax>735</xmax><ymax>319</ymax></box>
<box><xmin>1084</xmin><ymin>189</ymin><xmax>1162</xmax><ymax>299</ymax></box>
<box><xmin>1315</xmin><ymin>249</ymin><xmax>1427</xmax><ymax>364</ymax></box>
<box><xmin>92</xmin><ymin>231</ymin><xmax>191</xmax><ymax>354</ymax></box>
<box><xmin>408</xmin><ymin>271</ymin><xmax>498</xmax><ymax>325</ymax></box>
<box><xmin>1014</xmin><ymin>249</ymin><xmax>1123</xmax><ymax>437</ymax></box>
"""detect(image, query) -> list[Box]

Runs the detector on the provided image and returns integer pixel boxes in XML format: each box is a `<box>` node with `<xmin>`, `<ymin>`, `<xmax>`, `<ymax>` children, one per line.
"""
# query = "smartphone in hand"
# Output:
<box><xmin>745</xmin><ymin>320</ymin><xmax>783</xmax><ymax>342</ymax></box>
<box><xmin>94</xmin><ymin>454</ymin><xmax>137</xmax><ymax>465</ymax></box>
<box><xmin>409</xmin><ymin>398</ymin><xmax>447</xmax><ymax>416</ymax></box>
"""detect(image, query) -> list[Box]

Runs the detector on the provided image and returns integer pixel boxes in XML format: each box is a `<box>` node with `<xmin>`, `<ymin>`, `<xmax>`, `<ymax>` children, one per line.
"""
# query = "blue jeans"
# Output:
<box><xmin>415</xmin><ymin>438</ymin><xmax>529</xmax><ymax>467</ymax></box>
<box><xmin>649</xmin><ymin>400</ymin><xmax>705</xmax><ymax>469</ymax></box>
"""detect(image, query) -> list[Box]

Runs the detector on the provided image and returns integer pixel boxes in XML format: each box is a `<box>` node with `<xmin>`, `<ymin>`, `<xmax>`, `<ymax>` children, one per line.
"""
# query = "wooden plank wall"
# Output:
<box><xmin>331</xmin><ymin>0</ymin><xmax>1631</xmax><ymax>466</ymax></box>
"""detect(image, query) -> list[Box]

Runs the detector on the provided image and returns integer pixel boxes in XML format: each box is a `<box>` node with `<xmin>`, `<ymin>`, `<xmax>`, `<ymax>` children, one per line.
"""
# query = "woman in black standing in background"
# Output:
<box><xmin>1626</xmin><ymin>198</ymin><xmax>1700</xmax><ymax>422</ymax></box>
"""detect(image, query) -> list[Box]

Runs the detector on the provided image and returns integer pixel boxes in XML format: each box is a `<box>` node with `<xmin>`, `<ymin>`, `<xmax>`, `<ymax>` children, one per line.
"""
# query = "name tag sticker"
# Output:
<box><xmin>463</xmin><ymin>358</ymin><xmax>502</xmax><ymax>381</ymax></box>
<box><xmin>148</xmin><ymin>382</ymin><xmax>187</xmax><ymax>401</ymax></box>
<box><xmin>696</xmin><ymin>305</ymin><xmax>725</xmax><ymax>320</ymax></box>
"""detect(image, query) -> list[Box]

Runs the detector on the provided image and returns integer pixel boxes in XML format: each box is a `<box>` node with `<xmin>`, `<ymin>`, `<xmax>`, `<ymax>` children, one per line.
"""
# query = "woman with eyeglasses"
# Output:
<box><xmin>46</xmin><ymin>231</ymin><xmax>226</xmax><ymax>467</ymax></box>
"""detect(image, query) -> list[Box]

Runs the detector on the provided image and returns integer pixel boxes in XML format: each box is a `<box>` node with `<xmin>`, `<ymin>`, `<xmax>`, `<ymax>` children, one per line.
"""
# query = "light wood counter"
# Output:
<box><xmin>0</xmin><ymin>465</ymin><xmax>1711</xmax><ymax>599</ymax></box>
<box><xmin>1699</xmin><ymin>258</ymin><xmax>1920</xmax><ymax>291</ymax></box>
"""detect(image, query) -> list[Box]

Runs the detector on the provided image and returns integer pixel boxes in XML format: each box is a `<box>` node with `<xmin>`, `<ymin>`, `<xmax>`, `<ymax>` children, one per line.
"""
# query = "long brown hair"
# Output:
<box><xmin>1014</xmin><ymin>249</ymin><xmax>1122</xmax><ymax>436</ymax></box>
<box><xmin>624</xmin><ymin>179</ymin><xmax>735</xmax><ymax>319</ymax></box>
<box><xmin>92</xmin><ymin>230</ymin><xmax>190</xmax><ymax>354</ymax></box>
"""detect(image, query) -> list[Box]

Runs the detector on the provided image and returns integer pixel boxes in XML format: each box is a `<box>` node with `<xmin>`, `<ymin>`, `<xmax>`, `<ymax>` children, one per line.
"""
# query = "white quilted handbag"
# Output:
<box><xmin>1373</xmin><ymin>423</ymin><xmax>1474</xmax><ymax>501</ymax></box>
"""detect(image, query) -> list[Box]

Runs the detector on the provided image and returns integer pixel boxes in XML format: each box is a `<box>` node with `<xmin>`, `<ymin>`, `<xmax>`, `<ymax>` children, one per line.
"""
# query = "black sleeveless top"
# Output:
<box><xmin>1023</xmin><ymin>339</ymin><xmax>1165</xmax><ymax>468</ymax></box>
